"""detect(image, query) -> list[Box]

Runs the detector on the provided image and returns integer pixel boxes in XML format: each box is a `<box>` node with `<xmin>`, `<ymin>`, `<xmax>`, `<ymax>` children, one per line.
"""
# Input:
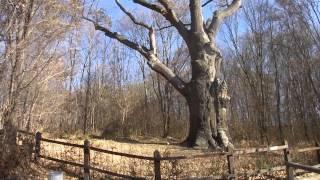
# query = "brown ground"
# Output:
<box><xmin>9</xmin><ymin>134</ymin><xmax>320</xmax><ymax>179</ymax></box>
<box><xmin>38</xmin><ymin>135</ymin><xmax>287</xmax><ymax>179</ymax></box>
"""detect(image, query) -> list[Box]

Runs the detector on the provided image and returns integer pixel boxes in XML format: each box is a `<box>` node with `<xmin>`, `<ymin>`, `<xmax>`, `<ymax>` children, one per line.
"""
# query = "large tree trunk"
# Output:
<box><xmin>183</xmin><ymin>48</ymin><xmax>233</xmax><ymax>149</ymax></box>
<box><xmin>186</xmin><ymin>79</ymin><xmax>217</xmax><ymax>148</ymax></box>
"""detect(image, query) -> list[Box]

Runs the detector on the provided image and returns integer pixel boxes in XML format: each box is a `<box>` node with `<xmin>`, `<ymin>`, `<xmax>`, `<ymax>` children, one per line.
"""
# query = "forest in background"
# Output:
<box><xmin>0</xmin><ymin>0</ymin><xmax>320</xmax><ymax>147</ymax></box>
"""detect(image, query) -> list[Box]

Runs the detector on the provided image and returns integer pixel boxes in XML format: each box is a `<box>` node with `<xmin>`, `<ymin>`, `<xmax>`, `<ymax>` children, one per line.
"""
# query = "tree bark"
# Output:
<box><xmin>185</xmin><ymin>79</ymin><xmax>217</xmax><ymax>148</ymax></box>
<box><xmin>183</xmin><ymin>48</ymin><xmax>233</xmax><ymax>149</ymax></box>
<box><xmin>184</xmin><ymin>78</ymin><xmax>233</xmax><ymax>149</ymax></box>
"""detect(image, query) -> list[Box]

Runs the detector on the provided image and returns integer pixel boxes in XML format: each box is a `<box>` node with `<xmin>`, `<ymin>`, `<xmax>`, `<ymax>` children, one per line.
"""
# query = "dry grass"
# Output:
<box><xmin>8</xmin><ymin>133</ymin><xmax>317</xmax><ymax>179</ymax></box>
<box><xmin>40</xmin><ymin>137</ymin><xmax>229</xmax><ymax>179</ymax></box>
<box><xmin>36</xmin><ymin>135</ymin><xmax>318</xmax><ymax>179</ymax></box>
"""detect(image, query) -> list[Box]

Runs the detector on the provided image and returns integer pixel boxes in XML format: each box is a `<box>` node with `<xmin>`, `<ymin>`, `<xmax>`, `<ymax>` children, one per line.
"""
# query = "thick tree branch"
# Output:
<box><xmin>83</xmin><ymin>17</ymin><xmax>149</xmax><ymax>56</ymax></box>
<box><xmin>207</xmin><ymin>0</ymin><xmax>241</xmax><ymax>42</ymax></box>
<box><xmin>147</xmin><ymin>54</ymin><xmax>187</xmax><ymax>95</ymax></box>
<box><xmin>158</xmin><ymin>0</ymin><xmax>188</xmax><ymax>34</ymax></box>
<box><xmin>133</xmin><ymin>0</ymin><xmax>165</xmax><ymax>14</ymax></box>
<box><xmin>133</xmin><ymin>0</ymin><xmax>190</xmax><ymax>43</ymax></box>
<box><xmin>190</xmin><ymin>0</ymin><xmax>205</xmax><ymax>34</ymax></box>
<box><xmin>149</xmin><ymin>28</ymin><xmax>157</xmax><ymax>54</ymax></box>
<box><xmin>83</xmin><ymin>16</ymin><xmax>187</xmax><ymax>95</ymax></box>
<box><xmin>156</xmin><ymin>23</ymin><xmax>191</xmax><ymax>31</ymax></box>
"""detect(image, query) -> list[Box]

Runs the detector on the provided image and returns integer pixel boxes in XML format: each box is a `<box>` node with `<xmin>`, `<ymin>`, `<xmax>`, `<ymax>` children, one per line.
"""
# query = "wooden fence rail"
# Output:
<box><xmin>284</xmin><ymin>141</ymin><xmax>320</xmax><ymax>180</ymax></box>
<box><xmin>8</xmin><ymin>129</ymin><xmax>320</xmax><ymax>179</ymax></box>
<box><xmin>90</xmin><ymin>146</ymin><xmax>154</xmax><ymax>160</ymax></box>
<box><xmin>234</xmin><ymin>144</ymin><xmax>288</xmax><ymax>155</ymax></box>
<box><xmin>41</xmin><ymin>137</ymin><xmax>84</xmax><ymax>148</ymax></box>
<box><xmin>286</xmin><ymin>161</ymin><xmax>320</xmax><ymax>173</ymax></box>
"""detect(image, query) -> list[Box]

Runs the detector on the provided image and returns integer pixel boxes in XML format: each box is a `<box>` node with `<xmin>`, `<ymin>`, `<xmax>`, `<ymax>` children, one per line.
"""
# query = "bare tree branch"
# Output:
<box><xmin>83</xmin><ymin>16</ymin><xmax>149</xmax><ymax>56</ymax></box>
<box><xmin>156</xmin><ymin>23</ymin><xmax>191</xmax><ymax>31</ymax></box>
<box><xmin>147</xmin><ymin>54</ymin><xmax>187</xmax><ymax>95</ymax></box>
<box><xmin>202</xmin><ymin>0</ymin><xmax>213</xmax><ymax>7</ymax></box>
<box><xmin>207</xmin><ymin>0</ymin><xmax>242</xmax><ymax>42</ymax></box>
<box><xmin>115</xmin><ymin>0</ymin><xmax>152</xmax><ymax>30</ymax></box>
<box><xmin>158</xmin><ymin>0</ymin><xmax>189</xmax><ymax>36</ymax></box>
<box><xmin>0</xmin><ymin>34</ymin><xmax>7</xmax><ymax>42</ymax></box>
<box><xmin>133</xmin><ymin>0</ymin><xmax>190</xmax><ymax>43</ymax></box>
<box><xmin>83</xmin><ymin>16</ymin><xmax>187</xmax><ymax>95</ymax></box>
<box><xmin>133</xmin><ymin>0</ymin><xmax>166</xmax><ymax>14</ymax></box>
<box><xmin>115</xmin><ymin>0</ymin><xmax>157</xmax><ymax>53</ymax></box>
<box><xmin>202</xmin><ymin>0</ymin><xmax>230</xmax><ymax>8</ymax></box>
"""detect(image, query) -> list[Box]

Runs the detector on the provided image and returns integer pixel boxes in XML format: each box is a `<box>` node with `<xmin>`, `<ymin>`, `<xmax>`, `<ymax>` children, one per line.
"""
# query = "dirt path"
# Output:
<box><xmin>296</xmin><ymin>173</ymin><xmax>320</xmax><ymax>180</ymax></box>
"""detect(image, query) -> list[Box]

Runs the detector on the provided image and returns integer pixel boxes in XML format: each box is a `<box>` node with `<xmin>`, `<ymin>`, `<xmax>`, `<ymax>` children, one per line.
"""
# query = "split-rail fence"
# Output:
<box><xmin>1</xmin><ymin>129</ymin><xmax>320</xmax><ymax>179</ymax></box>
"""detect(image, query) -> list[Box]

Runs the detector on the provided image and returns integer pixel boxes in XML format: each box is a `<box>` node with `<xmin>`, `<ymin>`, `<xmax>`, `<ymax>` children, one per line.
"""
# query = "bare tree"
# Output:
<box><xmin>84</xmin><ymin>0</ymin><xmax>241</xmax><ymax>149</ymax></box>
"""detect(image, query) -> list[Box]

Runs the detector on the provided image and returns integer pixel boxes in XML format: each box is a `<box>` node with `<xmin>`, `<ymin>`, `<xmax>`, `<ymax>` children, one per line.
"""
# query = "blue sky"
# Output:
<box><xmin>97</xmin><ymin>0</ymin><xmax>142</xmax><ymax>20</ymax></box>
<box><xmin>97</xmin><ymin>0</ymin><xmax>218</xmax><ymax>22</ymax></box>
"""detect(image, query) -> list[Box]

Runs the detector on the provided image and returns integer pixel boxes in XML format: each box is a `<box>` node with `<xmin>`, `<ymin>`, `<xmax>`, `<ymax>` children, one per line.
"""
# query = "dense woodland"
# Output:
<box><xmin>0</xmin><ymin>0</ymin><xmax>319</xmax><ymax>148</ymax></box>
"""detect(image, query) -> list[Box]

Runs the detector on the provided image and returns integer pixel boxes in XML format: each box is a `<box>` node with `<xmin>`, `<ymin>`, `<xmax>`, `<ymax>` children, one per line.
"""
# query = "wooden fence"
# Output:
<box><xmin>3</xmin><ymin>129</ymin><xmax>320</xmax><ymax>179</ymax></box>
<box><xmin>284</xmin><ymin>142</ymin><xmax>320</xmax><ymax>180</ymax></box>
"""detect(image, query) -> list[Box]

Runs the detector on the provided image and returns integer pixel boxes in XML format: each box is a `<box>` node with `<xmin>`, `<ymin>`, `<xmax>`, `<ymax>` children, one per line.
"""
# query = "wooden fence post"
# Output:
<box><xmin>34</xmin><ymin>131</ymin><xmax>42</xmax><ymax>162</ymax></box>
<box><xmin>84</xmin><ymin>139</ymin><xmax>90</xmax><ymax>180</ymax></box>
<box><xmin>283</xmin><ymin>140</ymin><xmax>294</xmax><ymax>180</ymax></box>
<box><xmin>315</xmin><ymin>141</ymin><xmax>320</xmax><ymax>164</ymax></box>
<box><xmin>154</xmin><ymin>150</ymin><xmax>161</xmax><ymax>180</ymax></box>
<box><xmin>227</xmin><ymin>147</ymin><xmax>236</xmax><ymax>179</ymax></box>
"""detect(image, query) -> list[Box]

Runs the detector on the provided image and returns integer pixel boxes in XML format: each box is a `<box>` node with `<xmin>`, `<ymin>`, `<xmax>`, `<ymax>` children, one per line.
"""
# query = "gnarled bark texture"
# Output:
<box><xmin>183</xmin><ymin>41</ymin><xmax>233</xmax><ymax>149</ymax></box>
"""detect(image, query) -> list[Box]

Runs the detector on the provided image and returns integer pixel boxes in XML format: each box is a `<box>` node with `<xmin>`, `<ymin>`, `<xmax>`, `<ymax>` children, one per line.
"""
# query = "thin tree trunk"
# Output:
<box><xmin>275</xmin><ymin>60</ymin><xmax>284</xmax><ymax>141</ymax></box>
<box><xmin>83</xmin><ymin>57</ymin><xmax>92</xmax><ymax>135</ymax></box>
